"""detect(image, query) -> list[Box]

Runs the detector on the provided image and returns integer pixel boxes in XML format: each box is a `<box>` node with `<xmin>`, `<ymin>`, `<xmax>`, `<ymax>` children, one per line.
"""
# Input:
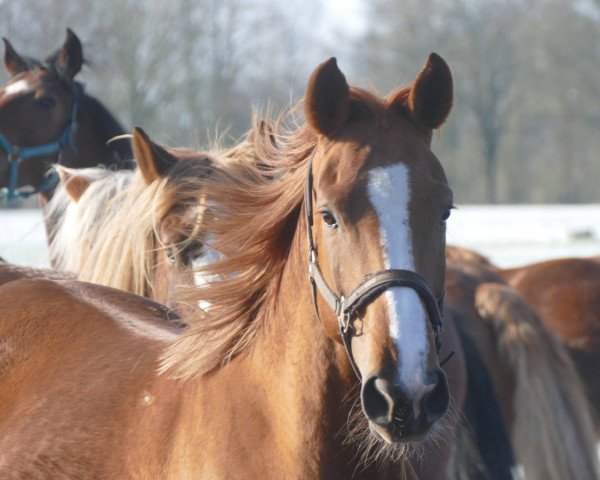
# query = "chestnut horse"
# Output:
<box><xmin>0</xmin><ymin>54</ymin><xmax>477</xmax><ymax>479</ymax></box>
<box><xmin>446</xmin><ymin>246</ymin><xmax>600</xmax><ymax>480</ymax></box>
<box><xmin>0</xmin><ymin>29</ymin><xmax>132</xmax><ymax>203</ymax></box>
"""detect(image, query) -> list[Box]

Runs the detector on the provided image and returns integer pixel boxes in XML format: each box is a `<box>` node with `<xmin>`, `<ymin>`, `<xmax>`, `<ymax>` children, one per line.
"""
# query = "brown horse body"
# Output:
<box><xmin>0</xmin><ymin>275</ymin><xmax>432</xmax><ymax>479</ymax></box>
<box><xmin>0</xmin><ymin>54</ymin><xmax>464</xmax><ymax>478</ymax></box>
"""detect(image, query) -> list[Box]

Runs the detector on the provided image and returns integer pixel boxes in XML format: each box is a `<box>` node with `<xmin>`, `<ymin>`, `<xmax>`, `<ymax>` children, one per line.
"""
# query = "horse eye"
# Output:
<box><xmin>37</xmin><ymin>96</ymin><xmax>56</xmax><ymax>109</ymax></box>
<box><xmin>321</xmin><ymin>211</ymin><xmax>338</xmax><ymax>228</ymax></box>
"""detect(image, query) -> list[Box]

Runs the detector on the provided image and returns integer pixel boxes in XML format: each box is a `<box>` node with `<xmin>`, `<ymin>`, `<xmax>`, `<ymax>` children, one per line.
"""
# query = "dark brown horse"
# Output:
<box><xmin>0</xmin><ymin>54</ymin><xmax>468</xmax><ymax>479</ymax></box>
<box><xmin>0</xmin><ymin>29</ymin><xmax>132</xmax><ymax>203</ymax></box>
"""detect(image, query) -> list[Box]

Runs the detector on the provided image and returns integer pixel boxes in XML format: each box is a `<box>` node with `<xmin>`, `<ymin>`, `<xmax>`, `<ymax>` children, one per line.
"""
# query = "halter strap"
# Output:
<box><xmin>304</xmin><ymin>154</ymin><xmax>447</xmax><ymax>380</ymax></box>
<box><xmin>0</xmin><ymin>84</ymin><xmax>79</xmax><ymax>201</ymax></box>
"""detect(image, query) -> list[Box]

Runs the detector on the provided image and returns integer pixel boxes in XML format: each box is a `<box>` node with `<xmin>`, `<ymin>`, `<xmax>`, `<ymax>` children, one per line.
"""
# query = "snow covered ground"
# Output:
<box><xmin>1</xmin><ymin>204</ymin><xmax>600</xmax><ymax>269</ymax></box>
<box><xmin>0</xmin><ymin>209</ymin><xmax>49</xmax><ymax>268</ymax></box>
<box><xmin>446</xmin><ymin>204</ymin><xmax>600</xmax><ymax>267</ymax></box>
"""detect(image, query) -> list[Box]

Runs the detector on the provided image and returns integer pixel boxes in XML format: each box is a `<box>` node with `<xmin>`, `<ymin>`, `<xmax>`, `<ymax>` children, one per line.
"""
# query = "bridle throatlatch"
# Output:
<box><xmin>0</xmin><ymin>84</ymin><xmax>80</xmax><ymax>202</ymax></box>
<box><xmin>304</xmin><ymin>155</ymin><xmax>452</xmax><ymax>380</ymax></box>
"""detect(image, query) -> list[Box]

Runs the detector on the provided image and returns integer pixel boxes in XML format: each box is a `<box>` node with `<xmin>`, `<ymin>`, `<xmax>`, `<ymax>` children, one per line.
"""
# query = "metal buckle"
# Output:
<box><xmin>7</xmin><ymin>148</ymin><xmax>20</xmax><ymax>163</ymax></box>
<box><xmin>339</xmin><ymin>307</ymin><xmax>351</xmax><ymax>334</ymax></box>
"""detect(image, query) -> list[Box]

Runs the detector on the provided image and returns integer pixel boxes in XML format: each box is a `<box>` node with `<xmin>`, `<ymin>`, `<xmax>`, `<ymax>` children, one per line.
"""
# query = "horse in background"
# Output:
<box><xmin>0</xmin><ymin>28</ymin><xmax>133</xmax><ymax>204</ymax></box>
<box><xmin>501</xmin><ymin>256</ymin><xmax>600</xmax><ymax>433</ymax></box>
<box><xmin>0</xmin><ymin>53</ymin><xmax>481</xmax><ymax>479</ymax></box>
<box><xmin>46</xmin><ymin>124</ymin><xmax>264</xmax><ymax>308</ymax></box>
<box><xmin>446</xmin><ymin>246</ymin><xmax>600</xmax><ymax>480</ymax></box>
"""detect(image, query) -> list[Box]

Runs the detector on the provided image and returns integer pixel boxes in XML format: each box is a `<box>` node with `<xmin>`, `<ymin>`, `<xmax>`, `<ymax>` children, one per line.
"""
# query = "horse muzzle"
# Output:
<box><xmin>361</xmin><ymin>367</ymin><xmax>450</xmax><ymax>443</ymax></box>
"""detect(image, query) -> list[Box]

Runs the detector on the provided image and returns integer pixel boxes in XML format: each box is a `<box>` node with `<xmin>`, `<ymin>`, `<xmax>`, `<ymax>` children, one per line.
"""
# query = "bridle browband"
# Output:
<box><xmin>0</xmin><ymin>81</ymin><xmax>80</xmax><ymax>202</ymax></box>
<box><xmin>304</xmin><ymin>154</ymin><xmax>451</xmax><ymax>380</ymax></box>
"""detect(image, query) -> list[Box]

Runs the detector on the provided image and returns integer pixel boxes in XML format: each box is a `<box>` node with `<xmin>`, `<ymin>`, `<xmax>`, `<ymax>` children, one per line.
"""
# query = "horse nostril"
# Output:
<box><xmin>361</xmin><ymin>376</ymin><xmax>395</xmax><ymax>425</ymax></box>
<box><xmin>421</xmin><ymin>369</ymin><xmax>450</xmax><ymax>423</ymax></box>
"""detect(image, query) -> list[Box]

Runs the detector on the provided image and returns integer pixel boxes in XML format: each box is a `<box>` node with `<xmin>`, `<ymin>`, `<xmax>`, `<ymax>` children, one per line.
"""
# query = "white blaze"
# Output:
<box><xmin>4</xmin><ymin>79</ymin><xmax>30</xmax><ymax>97</ymax></box>
<box><xmin>192</xmin><ymin>245</ymin><xmax>221</xmax><ymax>311</ymax></box>
<box><xmin>367</xmin><ymin>164</ymin><xmax>430</xmax><ymax>396</ymax></box>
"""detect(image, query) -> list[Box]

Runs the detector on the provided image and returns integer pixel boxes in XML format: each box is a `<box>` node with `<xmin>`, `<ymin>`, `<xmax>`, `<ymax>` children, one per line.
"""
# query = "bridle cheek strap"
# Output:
<box><xmin>304</xmin><ymin>155</ymin><xmax>448</xmax><ymax>380</ymax></box>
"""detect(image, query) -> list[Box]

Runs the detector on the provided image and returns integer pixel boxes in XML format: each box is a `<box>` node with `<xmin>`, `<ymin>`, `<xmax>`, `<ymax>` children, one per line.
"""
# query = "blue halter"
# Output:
<box><xmin>0</xmin><ymin>85</ymin><xmax>79</xmax><ymax>202</ymax></box>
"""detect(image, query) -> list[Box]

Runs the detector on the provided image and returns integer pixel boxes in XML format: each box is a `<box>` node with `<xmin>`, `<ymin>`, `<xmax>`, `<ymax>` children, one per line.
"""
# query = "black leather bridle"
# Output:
<box><xmin>304</xmin><ymin>154</ymin><xmax>450</xmax><ymax>380</ymax></box>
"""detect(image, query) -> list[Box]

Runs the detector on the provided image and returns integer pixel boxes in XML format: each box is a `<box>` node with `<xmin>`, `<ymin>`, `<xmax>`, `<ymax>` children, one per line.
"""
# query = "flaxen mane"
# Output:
<box><xmin>47</xmin><ymin>166</ymin><xmax>133</xmax><ymax>272</ymax></box>
<box><xmin>161</xmin><ymin>87</ymin><xmax>409</xmax><ymax>379</ymax></box>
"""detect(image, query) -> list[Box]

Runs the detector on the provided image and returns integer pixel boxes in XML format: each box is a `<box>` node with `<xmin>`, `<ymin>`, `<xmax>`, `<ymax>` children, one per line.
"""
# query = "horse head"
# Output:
<box><xmin>304</xmin><ymin>53</ymin><xmax>454</xmax><ymax>443</ymax></box>
<box><xmin>0</xmin><ymin>29</ymin><xmax>82</xmax><ymax>199</ymax></box>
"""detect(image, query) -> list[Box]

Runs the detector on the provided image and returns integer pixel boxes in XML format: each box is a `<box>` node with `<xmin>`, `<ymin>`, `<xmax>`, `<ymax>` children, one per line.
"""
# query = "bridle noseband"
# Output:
<box><xmin>0</xmin><ymin>82</ymin><xmax>79</xmax><ymax>202</ymax></box>
<box><xmin>304</xmin><ymin>155</ymin><xmax>450</xmax><ymax>380</ymax></box>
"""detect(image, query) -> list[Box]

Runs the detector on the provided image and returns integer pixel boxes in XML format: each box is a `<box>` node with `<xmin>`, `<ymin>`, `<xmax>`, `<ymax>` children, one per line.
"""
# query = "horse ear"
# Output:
<box><xmin>3</xmin><ymin>38</ymin><xmax>29</xmax><ymax>76</ymax></box>
<box><xmin>305</xmin><ymin>57</ymin><xmax>350</xmax><ymax>137</ymax></box>
<box><xmin>132</xmin><ymin>126</ymin><xmax>178</xmax><ymax>185</ymax></box>
<box><xmin>397</xmin><ymin>53</ymin><xmax>453</xmax><ymax>130</ymax></box>
<box><xmin>55</xmin><ymin>29</ymin><xmax>83</xmax><ymax>79</ymax></box>
<box><xmin>58</xmin><ymin>169</ymin><xmax>91</xmax><ymax>203</ymax></box>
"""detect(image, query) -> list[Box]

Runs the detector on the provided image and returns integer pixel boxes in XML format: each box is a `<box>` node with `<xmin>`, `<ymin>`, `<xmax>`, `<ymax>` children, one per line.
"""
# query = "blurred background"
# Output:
<box><xmin>1</xmin><ymin>0</ymin><xmax>599</xmax><ymax>267</ymax></box>
<box><xmin>2</xmin><ymin>0</ymin><xmax>599</xmax><ymax>204</ymax></box>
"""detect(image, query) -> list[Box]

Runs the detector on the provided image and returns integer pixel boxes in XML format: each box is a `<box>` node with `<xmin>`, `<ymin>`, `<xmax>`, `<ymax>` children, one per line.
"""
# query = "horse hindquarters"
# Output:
<box><xmin>475</xmin><ymin>283</ymin><xmax>600</xmax><ymax>480</ymax></box>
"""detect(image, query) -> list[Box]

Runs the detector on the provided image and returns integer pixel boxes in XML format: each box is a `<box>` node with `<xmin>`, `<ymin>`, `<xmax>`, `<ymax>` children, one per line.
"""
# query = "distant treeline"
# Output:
<box><xmin>2</xmin><ymin>0</ymin><xmax>599</xmax><ymax>203</ymax></box>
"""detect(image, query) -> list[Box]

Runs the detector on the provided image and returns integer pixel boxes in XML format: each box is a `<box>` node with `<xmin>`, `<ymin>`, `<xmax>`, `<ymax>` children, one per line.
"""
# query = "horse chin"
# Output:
<box><xmin>368</xmin><ymin>419</ymin><xmax>432</xmax><ymax>445</ymax></box>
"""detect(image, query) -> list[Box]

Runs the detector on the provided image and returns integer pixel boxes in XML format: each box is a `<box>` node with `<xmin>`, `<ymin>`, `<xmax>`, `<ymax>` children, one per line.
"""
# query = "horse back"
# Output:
<box><xmin>0</xmin><ymin>279</ymin><xmax>183</xmax><ymax>478</ymax></box>
<box><xmin>501</xmin><ymin>257</ymin><xmax>600</xmax><ymax>346</ymax></box>
<box><xmin>0</xmin><ymin>261</ymin><xmax>75</xmax><ymax>287</ymax></box>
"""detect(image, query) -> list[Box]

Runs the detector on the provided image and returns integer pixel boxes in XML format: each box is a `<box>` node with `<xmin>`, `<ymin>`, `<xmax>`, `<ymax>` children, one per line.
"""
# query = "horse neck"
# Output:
<box><xmin>239</xmin><ymin>213</ymin><xmax>376</xmax><ymax>478</ymax></box>
<box><xmin>143</xmin><ymin>212</ymin><xmax>403</xmax><ymax>477</ymax></box>
<box><xmin>60</xmin><ymin>93</ymin><xmax>131</xmax><ymax>170</ymax></box>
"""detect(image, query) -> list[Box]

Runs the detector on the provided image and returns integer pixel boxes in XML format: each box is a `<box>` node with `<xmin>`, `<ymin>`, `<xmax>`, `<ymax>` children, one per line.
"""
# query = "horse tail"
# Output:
<box><xmin>475</xmin><ymin>282</ymin><xmax>600</xmax><ymax>480</ymax></box>
<box><xmin>446</xmin><ymin>308</ymin><xmax>515</xmax><ymax>480</ymax></box>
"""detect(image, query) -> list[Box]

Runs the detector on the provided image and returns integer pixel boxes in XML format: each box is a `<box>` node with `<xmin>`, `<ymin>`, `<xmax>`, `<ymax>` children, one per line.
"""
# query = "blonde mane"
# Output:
<box><xmin>47</xmin><ymin>166</ymin><xmax>133</xmax><ymax>272</ymax></box>
<box><xmin>161</xmin><ymin>89</ymin><xmax>391</xmax><ymax>378</ymax></box>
